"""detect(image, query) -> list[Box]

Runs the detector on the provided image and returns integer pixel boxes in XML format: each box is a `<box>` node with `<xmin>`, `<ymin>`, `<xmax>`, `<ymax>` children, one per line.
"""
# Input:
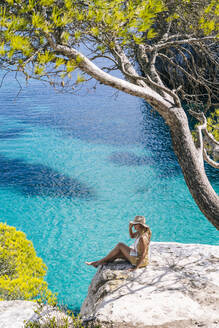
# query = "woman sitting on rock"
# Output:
<box><xmin>85</xmin><ymin>216</ymin><xmax>151</xmax><ymax>271</ymax></box>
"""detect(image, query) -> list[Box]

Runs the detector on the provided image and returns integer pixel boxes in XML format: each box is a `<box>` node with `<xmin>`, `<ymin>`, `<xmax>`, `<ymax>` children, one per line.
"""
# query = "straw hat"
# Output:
<box><xmin>130</xmin><ymin>216</ymin><xmax>149</xmax><ymax>229</ymax></box>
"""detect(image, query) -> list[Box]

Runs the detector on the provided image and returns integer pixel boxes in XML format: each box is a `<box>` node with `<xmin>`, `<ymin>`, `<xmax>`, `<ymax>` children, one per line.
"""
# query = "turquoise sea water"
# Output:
<box><xmin>0</xmin><ymin>71</ymin><xmax>218</xmax><ymax>310</ymax></box>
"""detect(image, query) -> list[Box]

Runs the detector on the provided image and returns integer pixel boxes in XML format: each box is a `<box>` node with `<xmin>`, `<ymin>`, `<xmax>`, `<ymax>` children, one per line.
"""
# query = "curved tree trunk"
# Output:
<box><xmin>165</xmin><ymin>108</ymin><xmax>219</xmax><ymax>229</ymax></box>
<box><xmin>49</xmin><ymin>42</ymin><xmax>219</xmax><ymax>229</ymax></box>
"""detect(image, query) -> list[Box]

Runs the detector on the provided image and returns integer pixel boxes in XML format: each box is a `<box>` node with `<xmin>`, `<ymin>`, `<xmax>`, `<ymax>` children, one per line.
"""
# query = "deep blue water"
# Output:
<box><xmin>0</xmin><ymin>71</ymin><xmax>218</xmax><ymax>311</ymax></box>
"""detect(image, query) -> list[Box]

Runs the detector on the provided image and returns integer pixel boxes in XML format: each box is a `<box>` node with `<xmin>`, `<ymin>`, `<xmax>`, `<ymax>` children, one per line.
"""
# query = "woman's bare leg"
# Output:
<box><xmin>105</xmin><ymin>250</ymin><xmax>127</xmax><ymax>263</ymax></box>
<box><xmin>99</xmin><ymin>243</ymin><xmax>131</xmax><ymax>264</ymax></box>
<box><xmin>85</xmin><ymin>243</ymin><xmax>132</xmax><ymax>267</ymax></box>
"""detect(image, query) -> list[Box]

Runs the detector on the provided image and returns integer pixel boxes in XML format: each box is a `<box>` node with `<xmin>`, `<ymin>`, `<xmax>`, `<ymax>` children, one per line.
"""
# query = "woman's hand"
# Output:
<box><xmin>129</xmin><ymin>222</ymin><xmax>137</xmax><ymax>238</ymax></box>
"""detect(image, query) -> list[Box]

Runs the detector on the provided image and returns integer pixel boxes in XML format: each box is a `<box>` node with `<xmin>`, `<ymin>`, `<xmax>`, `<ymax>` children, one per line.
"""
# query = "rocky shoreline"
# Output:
<box><xmin>80</xmin><ymin>242</ymin><xmax>219</xmax><ymax>328</ymax></box>
<box><xmin>0</xmin><ymin>242</ymin><xmax>218</xmax><ymax>328</ymax></box>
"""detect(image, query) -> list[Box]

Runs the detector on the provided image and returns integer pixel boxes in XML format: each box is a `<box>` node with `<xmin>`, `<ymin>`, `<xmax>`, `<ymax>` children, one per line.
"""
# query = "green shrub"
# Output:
<box><xmin>206</xmin><ymin>109</ymin><xmax>219</xmax><ymax>142</ymax></box>
<box><xmin>192</xmin><ymin>108</ymin><xmax>219</xmax><ymax>144</ymax></box>
<box><xmin>24</xmin><ymin>310</ymin><xmax>85</xmax><ymax>328</ymax></box>
<box><xmin>0</xmin><ymin>223</ymin><xmax>100</xmax><ymax>327</ymax></box>
<box><xmin>0</xmin><ymin>222</ymin><xmax>55</xmax><ymax>303</ymax></box>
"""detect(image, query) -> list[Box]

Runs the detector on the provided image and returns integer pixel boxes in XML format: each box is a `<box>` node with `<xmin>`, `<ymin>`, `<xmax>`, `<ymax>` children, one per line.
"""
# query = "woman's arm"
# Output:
<box><xmin>129</xmin><ymin>223</ymin><xmax>138</xmax><ymax>238</ymax></box>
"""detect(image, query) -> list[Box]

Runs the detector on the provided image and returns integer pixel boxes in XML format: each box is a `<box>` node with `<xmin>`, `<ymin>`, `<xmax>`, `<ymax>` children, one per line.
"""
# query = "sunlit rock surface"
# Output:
<box><xmin>0</xmin><ymin>301</ymin><xmax>71</xmax><ymax>328</ymax></box>
<box><xmin>0</xmin><ymin>243</ymin><xmax>218</xmax><ymax>328</ymax></box>
<box><xmin>80</xmin><ymin>242</ymin><xmax>219</xmax><ymax>328</ymax></box>
<box><xmin>0</xmin><ymin>301</ymin><xmax>36</xmax><ymax>328</ymax></box>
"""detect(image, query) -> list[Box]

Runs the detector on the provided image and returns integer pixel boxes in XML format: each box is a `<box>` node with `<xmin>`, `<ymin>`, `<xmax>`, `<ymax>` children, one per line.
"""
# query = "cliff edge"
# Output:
<box><xmin>80</xmin><ymin>242</ymin><xmax>219</xmax><ymax>328</ymax></box>
<box><xmin>0</xmin><ymin>242</ymin><xmax>218</xmax><ymax>328</ymax></box>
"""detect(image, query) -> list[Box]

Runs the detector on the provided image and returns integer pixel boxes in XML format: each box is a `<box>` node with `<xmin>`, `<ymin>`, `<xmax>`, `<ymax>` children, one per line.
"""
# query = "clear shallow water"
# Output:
<box><xmin>0</xmin><ymin>71</ymin><xmax>218</xmax><ymax>311</ymax></box>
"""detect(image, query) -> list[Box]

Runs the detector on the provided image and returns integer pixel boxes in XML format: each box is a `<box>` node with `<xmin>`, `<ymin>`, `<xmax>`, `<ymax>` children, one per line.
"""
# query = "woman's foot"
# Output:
<box><xmin>85</xmin><ymin>261</ymin><xmax>100</xmax><ymax>267</ymax></box>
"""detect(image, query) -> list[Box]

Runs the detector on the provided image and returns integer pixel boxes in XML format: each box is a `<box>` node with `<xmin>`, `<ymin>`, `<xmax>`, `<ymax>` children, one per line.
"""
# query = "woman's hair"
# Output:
<box><xmin>140</xmin><ymin>225</ymin><xmax>152</xmax><ymax>241</ymax></box>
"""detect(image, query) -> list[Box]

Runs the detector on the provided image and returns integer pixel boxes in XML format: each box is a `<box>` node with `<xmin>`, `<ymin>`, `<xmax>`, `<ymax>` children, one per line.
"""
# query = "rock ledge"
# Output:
<box><xmin>80</xmin><ymin>242</ymin><xmax>219</xmax><ymax>328</ymax></box>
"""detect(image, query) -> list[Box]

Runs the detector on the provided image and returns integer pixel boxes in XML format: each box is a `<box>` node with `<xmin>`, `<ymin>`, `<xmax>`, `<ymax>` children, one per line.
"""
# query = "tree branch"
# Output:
<box><xmin>158</xmin><ymin>52</ymin><xmax>213</xmax><ymax>96</ymax></box>
<box><xmin>111</xmin><ymin>44</ymin><xmax>180</xmax><ymax>105</ymax></box>
<box><xmin>203</xmin><ymin>148</ymin><xmax>219</xmax><ymax>169</ymax></box>
<box><xmin>192</xmin><ymin>111</ymin><xmax>219</xmax><ymax>146</ymax></box>
<box><xmin>45</xmin><ymin>35</ymin><xmax>174</xmax><ymax>115</ymax></box>
<box><xmin>111</xmin><ymin>44</ymin><xmax>146</xmax><ymax>87</ymax></box>
<box><xmin>190</xmin><ymin>110</ymin><xmax>219</xmax><ymax>168</ymax></box>
<box><xmin>155</xmin><ymin>36</ymin><xmax>217</xmax><ymax>51</ymax></box>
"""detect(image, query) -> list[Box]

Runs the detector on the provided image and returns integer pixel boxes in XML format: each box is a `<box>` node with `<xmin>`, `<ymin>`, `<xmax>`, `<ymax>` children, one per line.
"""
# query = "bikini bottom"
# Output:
<box><xmin>129</xmin><ymin>255</ymin><xmax>148</xmax><ymax>267</ymax></box>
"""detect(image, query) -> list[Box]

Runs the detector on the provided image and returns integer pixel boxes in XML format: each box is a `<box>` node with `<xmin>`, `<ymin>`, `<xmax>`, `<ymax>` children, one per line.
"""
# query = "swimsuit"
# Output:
<box><xmin>129</xmin><ymin>234</ymin><xmax>150</xmax><ymax>267</ymax></box>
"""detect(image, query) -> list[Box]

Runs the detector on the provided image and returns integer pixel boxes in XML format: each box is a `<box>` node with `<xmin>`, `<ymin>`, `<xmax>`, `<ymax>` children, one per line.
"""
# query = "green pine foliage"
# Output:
<box><xmin>207</xmin><ymin>108</ymin><xmax>219</xmax><ymax>141</ymax></box>
<box><xmin>192</xmin><ymin>109</ymin><xmax>219</xmax><ymax>145</ymax></box>
<box><xmin>0</xmin><ymin>0</ymin><xmax>217</xmax><ymax>86</ymax></box>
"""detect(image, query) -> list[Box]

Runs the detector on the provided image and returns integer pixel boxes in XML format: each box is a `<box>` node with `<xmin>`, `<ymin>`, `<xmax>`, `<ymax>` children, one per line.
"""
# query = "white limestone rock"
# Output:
<box><xmin>0</xmin><ymin>300</ymin><xmax>72</xmax><ymax>328</ymax></box>
<box><xmin>80</xmin><ymin>242</ymin><xmax>219</xmax><ymax>328</ymax></box>
<box><xmin>0</xmin><ymin>301</ymin><xmax>37</xmax><ymax>328</ymax></box>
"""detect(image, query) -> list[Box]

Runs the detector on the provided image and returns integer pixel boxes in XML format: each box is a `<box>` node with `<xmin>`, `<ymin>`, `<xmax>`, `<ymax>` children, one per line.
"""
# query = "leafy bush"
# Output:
<box><xmin>0</xmin><ymin>222</ymin><xmax>55</xmax><ymax>302</ymax></box>
<box><xmin>0</xmin><ymin>223</ymin><xmax>100</xmax><ymax>327</ymax></box>
<box><xmin>192</xmin><ymin>108</ymin><xmax>219</xmax><ymax>145</ymax></box>
<box><xmin>206</xmin><ymin>109</ymin><xmax>219</xmax><ymax>142</ymax></box>
<box><xmin>24</xmin><ymin>310</ymin><xmax>85</xmax><ymax>328</ymax></box>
